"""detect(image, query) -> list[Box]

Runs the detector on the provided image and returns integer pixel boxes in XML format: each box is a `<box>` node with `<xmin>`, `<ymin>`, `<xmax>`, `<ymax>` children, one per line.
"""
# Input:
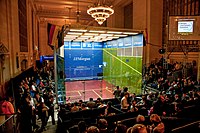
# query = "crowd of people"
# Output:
<box><xmin>1</xmin><ymin>59</ymin><xmax>200</xmax><ymax>133</ymax></box>
<box><xmin>57</xmin><ymin>59</ymin><xmax>200</xmax><ymax>133</ymax></box>
<box><xmin>0</xmin><ymin>64</ymin><xmax>56</xmax><ymax>133</ymax></box>
<box><xmin>17</xmin><ymin>65</ymin><xmax>56</xmax><ymax>132</ymax></box>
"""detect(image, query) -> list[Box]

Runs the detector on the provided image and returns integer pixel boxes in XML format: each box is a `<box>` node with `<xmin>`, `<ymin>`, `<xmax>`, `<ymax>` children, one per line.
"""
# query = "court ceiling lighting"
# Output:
<box><xmin>123</xmin><ymin>32</ymin><xmax>138</xmax><ymax>35</ymax></box>
<box><xmin>70</xmin><ymin>29</ymin><xmax>87</xmax><ymax>32</ymax></box>
<box><xmin>107</xmin><ymin>31</ymin><xmax>122</xmax><ymax>34</ymax></box>
<box><xmin>67</xmin><ymin>32</ymin><xmax>83</xmax><ymax>35</ymax></box>
<box><xmin>64</xmin><ymin>25</ymin><xmax>143</xmax><ymax>42</ymax></box>
<box><xmin>89</xmin><ymin>30</ymin><xmax>106</xmax><ymax>33</ymax></box>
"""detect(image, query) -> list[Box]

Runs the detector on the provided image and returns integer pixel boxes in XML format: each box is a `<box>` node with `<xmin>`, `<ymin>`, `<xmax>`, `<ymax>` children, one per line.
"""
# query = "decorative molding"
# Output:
<box><xmin>0</xmin><ymin>42</ymin><xmax>9</xmax><ymax>54</ymax></box>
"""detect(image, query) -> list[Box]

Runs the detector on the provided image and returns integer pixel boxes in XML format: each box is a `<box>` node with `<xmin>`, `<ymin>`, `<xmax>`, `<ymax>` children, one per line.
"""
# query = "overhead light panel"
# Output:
<box><xmin>89</xmin><ymin>30</ymin><xmax>106</xmax><ymax>33</ymax></box>
<box><xmin>123</xmin><ymin>32</ymin><xmax>138</xmax><ymax>35</ymax></box>
<box><xmin>114</xmin><ymin>34</ymin><xmax>128</xmax><ymax>37</ymax></box>
<box><xmin>107</xmin><ymin>31</ymin><xmax>122</xmax><ymax>34</ymax></box>
<box><xmin>70</xmin><ymin>29</ymin><xmax>87</xmax><ymax>32</ymax></box>
<box><xmin>100</xmin><ymin>34</ymin><xmax>113</xmax><ymax>36</ymax></box>
<box><xmin>84</xmin><ymin>33</ymin><xmax>99</xmax><ymax>36</ymax></box>
<box><xmin>67</xmin><ymin>32</ymin><xmax>83</xmax><ymax>35</ymax></box>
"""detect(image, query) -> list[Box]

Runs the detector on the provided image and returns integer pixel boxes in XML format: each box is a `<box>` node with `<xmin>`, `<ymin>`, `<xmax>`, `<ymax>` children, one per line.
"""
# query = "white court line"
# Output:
<box><xmin>66</xmin><ymin>88</ymin><xmax>113</xmax><ymax>98</ymax></box>
<box><xmin>67</xmin><ymin>95</ymin><xmax>81</xmax><ymax>98</ymax></box>
<box><xmin>78</xmin><ymin>91</ymin><xmax>81</xmax><ymax>96</ymax></box>
<box><xmin>67</xmin><ymin>88</ymin><xmax>102</xmax><ymax>93</ymax></box>
<box><xmin>105</xmin><ymin>87</ymin><xmax>113</xmax><ymax>94</ymax></box>
<box><xmin>92</xmin><ymin>90</ymin><xmax>102</xmax><ymax>99</ymax></box>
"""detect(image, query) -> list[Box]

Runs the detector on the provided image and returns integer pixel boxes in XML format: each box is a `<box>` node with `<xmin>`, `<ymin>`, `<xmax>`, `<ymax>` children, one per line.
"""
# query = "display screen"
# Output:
<box><xmin>169</xmin><ymin>16</ymin><xmax>200</xmax><ymax>40</ymax></box>
<box><xmin>178</xmin><ymin>21</ymin><xmax>193</xmax><ymax>33</ymax></box>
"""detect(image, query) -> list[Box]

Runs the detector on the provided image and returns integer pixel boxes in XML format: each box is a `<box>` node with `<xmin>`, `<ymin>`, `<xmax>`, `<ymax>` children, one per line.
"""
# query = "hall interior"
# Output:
<box><xmin>0</xmin><ymin>0</ymin><xmax>200</xmax><ymax>102</ymax></box>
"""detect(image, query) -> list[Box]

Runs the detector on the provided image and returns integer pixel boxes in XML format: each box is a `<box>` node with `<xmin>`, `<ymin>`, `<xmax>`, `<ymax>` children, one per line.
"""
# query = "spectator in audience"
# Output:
<box><xmin>113</xmin><ymin>86</ymin><xmax>121</xmax><ymax>100</ymax></box>
<box><xmin>114</xmin><ymin>124</ymin><xmax>127</xmax><ymax>133</ymax></box>
<box><xmin>19</xmin><ymin>94</ymin><xmax>33</xmax><ymax>133</ymax></box>
<box><xmin>40</xmin><ymin>102</ymin><xmax>49</xmax><ymax>131</ymax></box>
<box><xmin>34</xmin><ymin>92</ymin><xmax>44</xmax><ymax>119</ymax></box>
<box><xmin>152</xmin><ymin>95</ymin><xmax>167</xmax><ymax>116</ymax></box>
<box><xmin>78</xmin><ymin>121</ymin><xmax>87</xmax><ymax>133</ymax></box>
<box><xmin>87</xmin><ymin>98</ymin><xmax>96</xmax><ymax>109</ymax></box>
<box><xmin>136</xmin><ymin>115</ymin><xmax>146</xmax><ymax>125</ymax></box>
<box><xmin>46</xmin><ymin>95</ymin><xmax>55</xmax><ymax>125</ymax></box>
<box><xmin>96</xmin><ymin>97</ymin><xmax>102</xmax><ymax>107</ymax></box>
<box><xmin>120</xmin><ymin>87</ymin><xmax>129</xmax><ymax>99</ymax></box>
<box><xmin>126</xmin><ymin>127</ymin><xmax>133</xmax><ymax>133</ymax></box>
<box><xmin>136</xmin><ymin>95</ymin><xmax>149</xmax><ymax>109</ymax></box>
<box><xmin>71</xmin><ymin>102</ymin><xmax>80</xmax><ymax>112</ymax></box>
<box><xmin>121</xmin><ymin>92</ymin><xmax>130</xmax><ymax>112</ymax></box>
<box><xmin>98</xmin><ymin>100</ymin><xmax>106</xmax><ymax>108</ymax></box>
<box><xmin>1</xmin><ymin>96</ymin><xmax>15</xmax><ymax>133</ymax></box>
<box><xmin>149</xmin><ymin>114</ymin><xmax>165</xmax><ymax>133</ymax></box>
<box><xmin>98</xmin><ymin>118</ymin><xmax>108</xmax><ymax>133</ymax></box>
<box><xmin>104</xmin><ymin>101</ymin><xmax>115</xmax><ymax>116</ymax></box>
<box><xmin>131</xmin><ymin>124</ymin><xmax>147</xmax><ymax>133</ymax></box>
<box><xmin>68</xmin><ymin>125</ymin><xmax>79</xmax><ymax>133</ymax></box>
<box><xmin>130</xmin><ymin>100</ymin><xmax>138</xmax><ymax>112</ymax></box>
<box><xmin>87</xmin><ymin>126</ymin><xmax>100</xmax><ymax>133</ymax></box>
<box><xmin>80</xmin><ymin>103</ymin><xmax>89</xmax><ymax>110</ymax></box>
<box><xmin>1</xmin><ymin>96</ymin><xmax>15</xmax><ymax>118</ymax></box>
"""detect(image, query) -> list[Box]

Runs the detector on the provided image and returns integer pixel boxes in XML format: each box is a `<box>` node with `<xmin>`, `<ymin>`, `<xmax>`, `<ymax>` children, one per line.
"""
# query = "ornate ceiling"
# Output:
<box><xmin>33</xmin><ymin>0</ymin><xmax>93</xmax><ymax>26</ymax></box>
<box><xmin>32</xmin><ymin>0</ymin><xmax>132</xmax><ymax>26</ymax></box>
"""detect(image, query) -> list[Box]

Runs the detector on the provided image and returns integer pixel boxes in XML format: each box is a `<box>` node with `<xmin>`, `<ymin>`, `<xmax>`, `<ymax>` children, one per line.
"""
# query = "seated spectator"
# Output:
<box><xmin>78</xmin><ymin>121</ymin><xmax>87</xmax><ymax>133</ymax></box>
<box><xmin>98</xmin><ymin>100</ymin><xmax>106</xmax><ymax>108</ymax></box>
<box><xmin>87</xmin><ymin>98</ymin><xmax>96</xmax><ymax>109</ymax></box>
<box><xmin>87</xmin><ymin>126</ymin><xmax>100</xmax><ymax>133</ymax></box>
<box><xmin>68</xmin><ymin>125</ymin><xmax>79</xmax><ymax>133</ymax></box>
<box><xmin>126</xmin><ymin>127</ymin><xmax>133</xmax><ymax>133</ymax></box>
<box><xmin>149</xmin><ymin>114</ymin><xmax>165</xmax><ymax>133</ymax></box>
<box><xmin>152</xmin><ymin>95</ymin><xmax>167</xmax><ymax>116</ymax></box>
<box><xmin>130</xmin><ymin>100</ymin><xmax>138</xmax><ymax>112</ymax></box>
<box><xmin>104</xmin><ymin>101</ymin><xmax>115</xmax><ymax>116</ymax></box>
<box><xmin>131</xmin><ymin>124</ymin><xmax>147</xmax><ymax>133</ymax></box>
<box><xmin>114</xmin><ymin>123</ymin><xmax>127</xmax><ymax>133</ymax></box>
<box><xmin>98</xmin><ymin>119</ymin><xmax>108</xmax><ymax>133</ymax></box>
<box><xmin>136</xmin><ymin>115</ymin><xmax>146</xmax><ymax>125</ymax></box>
<box><xmin>71</xmin><ymin>102</ymin><xmax>80</xmax><ymax>112</ymax></box>
<box><xmin>96</xmin><ymin>97</ymin><xmax>102</xmax><ymax>107</ymax></box>
<box><xmin>80</xmin><ymin>103</ymin><xmax>89</xmax><ymax>110</ymax></box>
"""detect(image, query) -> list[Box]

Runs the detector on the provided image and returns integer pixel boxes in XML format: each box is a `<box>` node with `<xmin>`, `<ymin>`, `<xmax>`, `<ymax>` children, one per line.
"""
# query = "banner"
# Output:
<box><xmin>65</xmin><ymin>49</ymin><xmax>103</xmax><ymax>80</ymax></box>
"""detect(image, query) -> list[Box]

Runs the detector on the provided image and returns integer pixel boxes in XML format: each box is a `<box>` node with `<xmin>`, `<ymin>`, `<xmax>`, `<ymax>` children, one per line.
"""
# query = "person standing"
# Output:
<box><xmin>46</xmin><ymin>95</ymin><xmax>55</xmax><ymax>125</ymax></box>
<box><xmin>1</xmin><ymin>97</ymin><xmax>15</xmax><ymax>117</ymax></box>
<box><xmin>19</xmin><ymin>95</ymin><xmax>33</xmax><ymax>133</ymax></box>
<box><xmin>121</xmin><ymin>92</ymin><xmax>130</xmax><ymax>112</ymax></box>
<box><xmin>113</xmin><ymin>86</ymin><xmax>121</xmax><ymax>100</ymax></box>
<box><xmin>1</xmin><ymin>96</ymin><xmax>15</xmax><ymax>133</ymax></box>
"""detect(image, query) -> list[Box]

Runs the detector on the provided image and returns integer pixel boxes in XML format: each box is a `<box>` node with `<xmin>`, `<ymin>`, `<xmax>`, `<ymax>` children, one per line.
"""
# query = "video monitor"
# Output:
<box><xmin>169</xmin><ymin>16</ymin><xmax>200</xmax><ymax>40</ymax></box>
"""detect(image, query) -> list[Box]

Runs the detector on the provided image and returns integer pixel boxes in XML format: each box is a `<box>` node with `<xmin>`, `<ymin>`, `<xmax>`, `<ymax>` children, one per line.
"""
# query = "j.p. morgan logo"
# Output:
<box><xmin>73</xmin><ymin>57</ymin><xmax>91</xmax><ymax>61</ymax></box>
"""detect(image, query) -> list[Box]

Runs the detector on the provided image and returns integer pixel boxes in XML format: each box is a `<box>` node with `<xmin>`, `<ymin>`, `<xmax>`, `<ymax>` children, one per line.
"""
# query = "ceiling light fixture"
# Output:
<box><xmin>70</xmin><ymin>29</ymin><xmax>87</xmax><ymax>32</ymax></box>
<box><xmin>87</xmin><ymin>0</ymin><xmax>114</xmax><ymax>25</ymax></box>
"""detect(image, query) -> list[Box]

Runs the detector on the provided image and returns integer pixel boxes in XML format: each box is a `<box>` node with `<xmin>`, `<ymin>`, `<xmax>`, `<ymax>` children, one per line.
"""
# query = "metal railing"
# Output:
<box><xmin>0</xmin><ymin>114</ymin><xmax>18</xmax><ymax>133</ymax></box>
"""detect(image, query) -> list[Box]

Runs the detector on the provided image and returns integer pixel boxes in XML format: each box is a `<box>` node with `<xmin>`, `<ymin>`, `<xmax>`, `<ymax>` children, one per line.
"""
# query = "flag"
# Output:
<box><xmin>57</xmin><ymin>25</ymin><xmax>64</xmax><ymax>48</ymax></box>
<box><xmin>47</xmin><ymin>23</ymin><xmax>61</xmax><ymax>49</ymax></box>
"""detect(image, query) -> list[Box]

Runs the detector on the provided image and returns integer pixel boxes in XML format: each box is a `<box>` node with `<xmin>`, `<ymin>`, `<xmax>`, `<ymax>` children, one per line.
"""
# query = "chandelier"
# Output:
<box><xmin>87</xmin><ymin>1</ymin><xmax>114</xmax><ymax>25</ymax></box>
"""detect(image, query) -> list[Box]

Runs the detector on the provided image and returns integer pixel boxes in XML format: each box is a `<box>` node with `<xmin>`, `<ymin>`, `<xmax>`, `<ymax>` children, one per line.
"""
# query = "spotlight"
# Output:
<box><xmin>159</xmin><ymin>48</ymin><xmax>166</xmax><ymax>54</ymax></box>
